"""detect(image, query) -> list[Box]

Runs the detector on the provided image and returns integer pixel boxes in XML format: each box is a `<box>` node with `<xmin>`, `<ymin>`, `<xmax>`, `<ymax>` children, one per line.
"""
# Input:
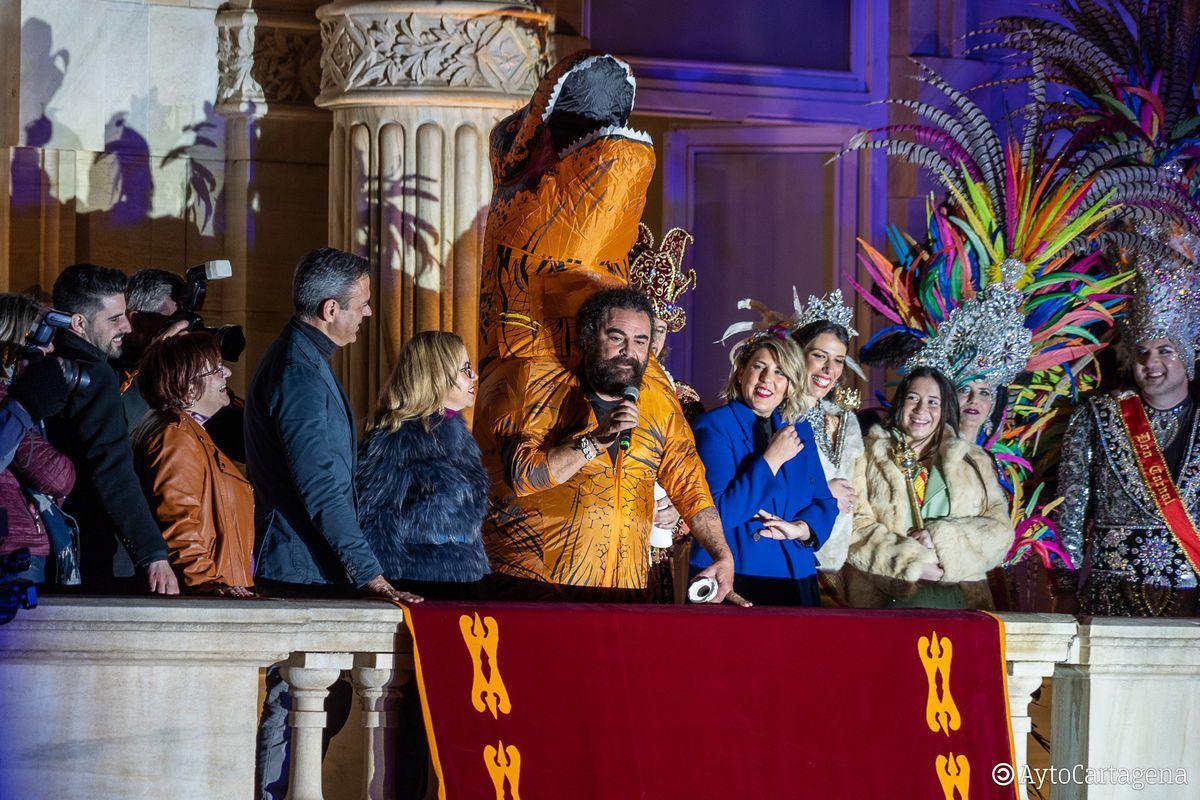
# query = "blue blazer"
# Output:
<box><xmin>689</xmin><ymin>399</ymin><xmax>838</xmax><ymax>581</ymax></box>
<box><xmin>244</xmin><ymin>319</ymin><xmax>383</xmax><ymax>588</ymax></box>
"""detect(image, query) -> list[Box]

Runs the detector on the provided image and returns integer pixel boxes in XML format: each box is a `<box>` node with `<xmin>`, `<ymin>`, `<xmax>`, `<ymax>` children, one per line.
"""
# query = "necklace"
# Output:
<box><xmin>1146</xmin><ymin>399</ymin><xmax>1188</xmax><ymax>449</ymax></box>
<box><xmin>804</xmin><ymin>400</ymin><xmax>846</xmax><ymax>468</ymax></box>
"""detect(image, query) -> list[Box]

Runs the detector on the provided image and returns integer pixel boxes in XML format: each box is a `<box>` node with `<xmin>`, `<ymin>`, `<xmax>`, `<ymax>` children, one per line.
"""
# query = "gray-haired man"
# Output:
<box><xmin>246</xmin><ymin>247</ymin><xmax>420</xmax><ymax>798</ymax></box>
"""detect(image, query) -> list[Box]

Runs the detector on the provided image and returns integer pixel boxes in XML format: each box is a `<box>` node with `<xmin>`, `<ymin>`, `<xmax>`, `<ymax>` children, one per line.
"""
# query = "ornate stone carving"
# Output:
<box><xmin>317</xmin><ymin>4</ymin><xmax>549</xmax><ymax>100</ymax></box>
<box><xmin>216</xmin><ymin>11</ymin><xmax>323</xmax><ymax>113</ymax></box>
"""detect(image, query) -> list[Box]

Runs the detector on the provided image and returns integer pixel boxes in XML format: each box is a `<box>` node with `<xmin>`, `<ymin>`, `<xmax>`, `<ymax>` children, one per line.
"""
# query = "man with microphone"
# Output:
<box><xmin>479</xmin><ymin>288</ymin><xmax>740</xmax><ymax>603</ymax></box>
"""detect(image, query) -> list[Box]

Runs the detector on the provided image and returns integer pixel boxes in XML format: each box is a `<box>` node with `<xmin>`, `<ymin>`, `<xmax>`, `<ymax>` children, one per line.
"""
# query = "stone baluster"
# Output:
<box><xmin>351</xmin><ymin>652</ymin><xmax>411</xmax><ymax>799</ymax></box>
<box><xmin>282</xmin><ymin>652</ymin><xmax>354</xmax><ymax>800</ymax></box>
<box><xmin>1000</xmin><ymin>614</ymin><xmax>1078</xmax><ymax>800</ymax></box>
<box><xmin>314</xmin><ymin>0</ymin><xmax>551</xmax><ymax>419</ymax></box>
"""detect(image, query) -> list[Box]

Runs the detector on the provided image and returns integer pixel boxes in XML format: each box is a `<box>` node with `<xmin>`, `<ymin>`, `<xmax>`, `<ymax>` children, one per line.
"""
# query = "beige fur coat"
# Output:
<box><xmin>845</xmin><ymin>426</ymin><xmax>1013</xmax><ymax>609</ymax></box>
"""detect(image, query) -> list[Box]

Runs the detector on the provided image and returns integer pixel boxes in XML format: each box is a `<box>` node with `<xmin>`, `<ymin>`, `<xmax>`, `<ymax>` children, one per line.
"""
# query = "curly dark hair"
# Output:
<box><xmin>576</xmin><ymin>287</ymin><xmax>655</xmax><ymax>348</ymax></box>
<box><xmin>139</xmin><ymin>331</ymin><xmax>222</xmax><ymax>410</ymax></box>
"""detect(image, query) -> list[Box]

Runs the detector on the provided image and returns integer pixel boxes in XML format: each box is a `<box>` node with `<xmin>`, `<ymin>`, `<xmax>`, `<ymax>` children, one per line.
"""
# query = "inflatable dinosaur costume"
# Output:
<box><xmin>475</xmin><ymin>51</ymin><xmax>714</xmax><ymax>591</ymax></box>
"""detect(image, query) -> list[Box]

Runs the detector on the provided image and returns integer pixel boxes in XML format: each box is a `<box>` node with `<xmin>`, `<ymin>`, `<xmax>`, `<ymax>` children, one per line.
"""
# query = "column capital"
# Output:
<box><xmin>216</xmin><ymin>8</ymin><xmax>325</xmax><ymax>118</ymax></box>
<box><xmin>315</xmin><ymin>0</ymin><xmax>551</xmax><ymax>110</ymax></box>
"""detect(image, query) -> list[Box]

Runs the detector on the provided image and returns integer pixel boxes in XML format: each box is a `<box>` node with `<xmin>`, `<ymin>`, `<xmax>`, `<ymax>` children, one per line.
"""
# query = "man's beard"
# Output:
<box><xmin>584</xmin><ymin>345</ymin><xmax>647</xmax><ymax>397</ymax></box>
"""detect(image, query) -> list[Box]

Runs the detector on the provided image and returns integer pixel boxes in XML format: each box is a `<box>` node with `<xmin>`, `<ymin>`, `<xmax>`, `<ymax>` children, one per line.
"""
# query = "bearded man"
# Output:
<box><xmin>1056</xmin><ymin>258</ymin><xmax>1200</xmax><ymax>617</ymax></box>
<box><xmin>477</xmin><ymin>288</ymin><xmax>736</xmax><ymax>602</ymax></box>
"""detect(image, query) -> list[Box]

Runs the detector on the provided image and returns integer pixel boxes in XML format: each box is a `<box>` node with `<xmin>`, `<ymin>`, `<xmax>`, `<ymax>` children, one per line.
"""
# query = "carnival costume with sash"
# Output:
<box><xmin>1057</xmin><ymin>250</ymin><xmax>1200</xmax><ymax>617</ymax></box>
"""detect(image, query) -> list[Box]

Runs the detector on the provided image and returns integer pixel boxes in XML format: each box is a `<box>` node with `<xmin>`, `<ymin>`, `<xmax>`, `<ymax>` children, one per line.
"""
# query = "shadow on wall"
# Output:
<box><xmin>9</xmin><ymin>18</ymin><xmax>227</xmax><ymax>302</ymax></box>
<box><xmin>336</xmin><ymin>141</ymin><xmax>490</xmax><ymax>423</ymax></box>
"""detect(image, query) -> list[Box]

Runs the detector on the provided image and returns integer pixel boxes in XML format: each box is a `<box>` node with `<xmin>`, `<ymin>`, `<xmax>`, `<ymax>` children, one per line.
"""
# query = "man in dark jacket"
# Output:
<box><xmin>246</xmin><ymin>247</ymin><xmax>418</xmax><ymax>799</ymax></box>
<box><xmin>245</xmin><ymin>247</ymin><xmax>410</xmax><ymax>597</ymax></box>
<box><xmin>44</xmin><ymin>264</ymin><xmax>178</xmax><ymax>594</ymax></box>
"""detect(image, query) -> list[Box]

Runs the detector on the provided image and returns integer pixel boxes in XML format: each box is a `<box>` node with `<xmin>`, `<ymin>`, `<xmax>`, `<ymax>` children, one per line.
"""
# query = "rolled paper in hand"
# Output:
<box><xmin>687</xmin><ymin>576</ymin><xmax>719</xmax><ymax>603</ymax></box>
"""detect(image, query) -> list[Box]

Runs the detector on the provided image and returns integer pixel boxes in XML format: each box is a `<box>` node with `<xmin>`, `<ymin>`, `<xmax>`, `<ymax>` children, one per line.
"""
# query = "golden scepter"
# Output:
<box><xmin>888</xmin><ymin>428</ymin><xmax>924</xmax><ymax>530</ymax></box>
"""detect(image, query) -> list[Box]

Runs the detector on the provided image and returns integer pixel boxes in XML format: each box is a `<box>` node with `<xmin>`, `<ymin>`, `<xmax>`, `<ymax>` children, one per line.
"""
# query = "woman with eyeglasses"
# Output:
<box><xmin>131</xmin><ymin>332</ymin><xmax>254</xmax><ymax>596</ymax></box>
<box><xmin>356</xmin><ymin>330</ymin><xmax>490</xmax><ymax>599</ymax></box>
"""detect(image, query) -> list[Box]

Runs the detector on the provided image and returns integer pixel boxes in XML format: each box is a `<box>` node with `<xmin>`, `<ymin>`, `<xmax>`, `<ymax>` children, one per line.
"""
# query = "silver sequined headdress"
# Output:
<box><xmin>719</xmin><ymin>287</ymin><xmax>864</xmax><ymax>377</ymax></box>
<box><xmin>1121</xmin><ymin>224</ymin><xmax>1200</xmax><ymax>379</ymax></box>
<box><xmin>903</xmin><ymin>258</ymin><xmax>1033</xmax><ymax>388</ymax></box>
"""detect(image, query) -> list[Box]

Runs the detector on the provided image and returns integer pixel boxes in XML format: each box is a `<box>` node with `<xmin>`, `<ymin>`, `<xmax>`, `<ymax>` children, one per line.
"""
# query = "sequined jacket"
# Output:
<box><xmin>1056</xmin><ymin>392</ymin><xmax>1199</xmax><ymax>590</ymax></box>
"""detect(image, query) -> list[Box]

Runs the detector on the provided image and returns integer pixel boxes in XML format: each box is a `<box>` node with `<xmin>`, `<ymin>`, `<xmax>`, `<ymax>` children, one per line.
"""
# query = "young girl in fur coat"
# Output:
<box><xmin>846</xmin><ymin>367</ymin><xmax>1012</xmax><ymax>610</ymax></box>
<box><xmin>356</xmin><ymin>331</ymin><xmax>490</xmax><ymax>599</ymax></box>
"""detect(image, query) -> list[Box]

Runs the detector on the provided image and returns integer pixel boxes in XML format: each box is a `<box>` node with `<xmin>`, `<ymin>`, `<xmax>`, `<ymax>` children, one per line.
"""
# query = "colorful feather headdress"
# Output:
<box><xmin>971</xmin><ymin>0</ymin><xmax>1200</xmax><ymax>171</ymax></box>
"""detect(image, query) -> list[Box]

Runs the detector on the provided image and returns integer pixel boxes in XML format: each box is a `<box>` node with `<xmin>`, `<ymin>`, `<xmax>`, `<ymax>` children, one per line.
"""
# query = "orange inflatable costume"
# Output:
<box><xmin>475</xmin><ymin>52</ymin><xmax>714</xmax><ymax>590</ymax></box>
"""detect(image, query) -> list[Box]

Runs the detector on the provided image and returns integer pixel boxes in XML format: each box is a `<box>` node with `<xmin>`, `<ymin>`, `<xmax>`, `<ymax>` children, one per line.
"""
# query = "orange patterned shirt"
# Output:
<box><xmin>476</xmin><ymin>358</ymin><xmax>714</xmax><ymax>589</ymax></box>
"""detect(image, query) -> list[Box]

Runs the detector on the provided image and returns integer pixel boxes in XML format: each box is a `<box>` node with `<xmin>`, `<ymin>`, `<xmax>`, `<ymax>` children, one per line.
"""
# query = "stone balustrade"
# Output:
<box><xmin>2</xmin><ymin>600</ymin><xmax>1198</xmax><ymax>799</ymax></box>
<box><xmin>0</xmin><ymin>597</ymin><xmax>410</xmax><ymax>800</ymax></box>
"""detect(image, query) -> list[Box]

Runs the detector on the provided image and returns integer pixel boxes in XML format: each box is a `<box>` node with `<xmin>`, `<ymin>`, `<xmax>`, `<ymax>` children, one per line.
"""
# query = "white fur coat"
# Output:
<box><xmin>846</xmin><ymin>426</ymin><xmax>1013</xmax><ymax>608</ymax></box>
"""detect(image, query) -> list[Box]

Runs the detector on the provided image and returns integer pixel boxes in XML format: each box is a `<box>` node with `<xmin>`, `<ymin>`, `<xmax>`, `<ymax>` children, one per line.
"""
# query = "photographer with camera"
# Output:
<box><xmin>0</xmin><ymin>294</ymin><xmax>76</xmax><ymax>585</ymax></box>
<box><xmin>120</xmin><ymin>269</ymin><xmax>192</xmax><ymax>431</ymax></box>
<box><xmin>122</xmin><ymin>266</ymin><xmax>247</xmax><ymax>462</ymax></box>
<box><xmin>44</xmin><ymin>264</ymin><xmax>179</xmax><ymax>595</ymax></box>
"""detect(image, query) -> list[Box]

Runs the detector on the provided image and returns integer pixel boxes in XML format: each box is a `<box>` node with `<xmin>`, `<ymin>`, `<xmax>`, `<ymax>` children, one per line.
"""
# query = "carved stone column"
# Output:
<box><xmin>316</xmin><ymin>0</ymin><xmax>550</xmax><ymax>418</ymax></box>
<box><xmin>215</xmin><ymin>4</ymin><xmax>330</xmax><ymax>392</ymax></box>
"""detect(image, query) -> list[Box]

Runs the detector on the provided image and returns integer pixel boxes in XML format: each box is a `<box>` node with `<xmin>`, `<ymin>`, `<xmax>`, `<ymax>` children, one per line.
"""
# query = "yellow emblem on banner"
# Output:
<box><xmin>918</xmin><ymin>632</ymin><xmax>961</xmax><ymax>736</ymax></box>
<box><xmin>935</xmin><ymin>752</ymin><xmax>970</xmax><ymax>799</ymax></box>
<box><xmin>460</xmin><ymin>613</ymin><xmax>512</xmax><ymax>719</ymax></box>
<box><xmin>484</xmin><ymin>740</ymin><xmax>522</xmax><ymax>800</ymax></box>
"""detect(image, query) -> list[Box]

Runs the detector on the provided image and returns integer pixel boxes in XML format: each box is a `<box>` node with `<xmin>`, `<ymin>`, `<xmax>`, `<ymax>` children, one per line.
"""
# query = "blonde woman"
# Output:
<box><xmin>355</xmin><ymin>331</ymin><xmax>490</xmax><ymax>599</ymax></box>
<box><xmin>688</xmin><ymin>333</ymin><xmax>838</xmax><ymax>606</ymax></box>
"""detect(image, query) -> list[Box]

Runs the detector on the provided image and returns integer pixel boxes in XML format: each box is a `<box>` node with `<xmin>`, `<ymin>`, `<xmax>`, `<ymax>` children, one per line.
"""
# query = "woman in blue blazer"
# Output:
<box><xmin>690</xmin><ymin>333</ymin><xmax>838</xmax><ymax>605</ymax></box>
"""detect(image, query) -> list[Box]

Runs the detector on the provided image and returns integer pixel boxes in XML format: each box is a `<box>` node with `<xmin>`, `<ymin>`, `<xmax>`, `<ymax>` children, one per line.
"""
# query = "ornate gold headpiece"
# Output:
<box><xmin>628</xmin><ymin>223</ymin><xmax>697</xmax><ymax>333</ymax></box>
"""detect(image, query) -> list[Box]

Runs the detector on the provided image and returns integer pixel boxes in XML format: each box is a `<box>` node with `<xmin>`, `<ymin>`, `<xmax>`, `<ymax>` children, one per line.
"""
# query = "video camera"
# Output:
<box><xmin>19</xmin><ymin>307</ymin><xmax>91</xmax><ymax>395</ymax></box>
<box><xmin>172</xmin><ymin>260</ymin><xmax>247</xmax><ymax>362</ymax></box>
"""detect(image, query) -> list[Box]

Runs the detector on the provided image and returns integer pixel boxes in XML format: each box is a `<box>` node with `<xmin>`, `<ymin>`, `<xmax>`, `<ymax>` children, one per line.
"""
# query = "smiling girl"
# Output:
<box><xmin>845</xmin><ymin>366</ymin><xmax>1013</xmax><ymax>610</ymax></box>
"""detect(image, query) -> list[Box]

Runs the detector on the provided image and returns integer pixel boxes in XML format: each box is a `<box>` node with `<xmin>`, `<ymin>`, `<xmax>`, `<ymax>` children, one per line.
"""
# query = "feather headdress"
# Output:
<box><xmin>719</xmin><ymin>287</ymin><xmax>865</xmax><ymax>379</ymax></box>
<box><xmin>971</xmin><ymin>0</ymin><xmax>1200</xmax><ymax>170</ymax></box>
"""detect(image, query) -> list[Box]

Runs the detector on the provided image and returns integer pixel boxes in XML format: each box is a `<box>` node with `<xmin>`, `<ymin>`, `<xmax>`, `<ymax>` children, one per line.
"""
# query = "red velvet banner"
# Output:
<box><xmin>404</xmin><ymin>603</ymin><xmax>1019</xmax><ymax>800</ymax></box>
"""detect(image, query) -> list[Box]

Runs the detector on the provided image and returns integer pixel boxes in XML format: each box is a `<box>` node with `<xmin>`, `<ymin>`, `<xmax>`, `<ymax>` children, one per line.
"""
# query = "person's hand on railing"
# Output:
<box><xmin>210</xmin><ymin>584</ymin><xmax>255</xmax><ymax>598</ymax></box>
<box><xmin>146</xmin><ymin>560</ymin><xmax>180</xmax><ymax>595</ymax></box>
<box><xmin>363</xmin><ymin>574</ymin><xmax>423</xmax><ymax>604</ymax></box>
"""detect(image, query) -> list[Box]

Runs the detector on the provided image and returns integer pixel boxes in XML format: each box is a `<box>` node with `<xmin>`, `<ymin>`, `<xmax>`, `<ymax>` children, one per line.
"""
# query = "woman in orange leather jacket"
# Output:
<box><xmin>131</xmin><ymin>332</ymin><xmax>254</xmax><ymax>596</ymax></box>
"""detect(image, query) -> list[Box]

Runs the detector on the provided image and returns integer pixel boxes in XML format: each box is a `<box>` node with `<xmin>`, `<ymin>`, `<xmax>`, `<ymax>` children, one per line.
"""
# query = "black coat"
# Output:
<box><xmin>356</xmin><ymin>414</ymin><xmax>490</xmax><ymax>583</ymax></box>
<box><xmin>244</xmin><ymin>319</ymin><xmax>382</xmax><ymax>588</ymax></box>
<box><xmin>44</xmin><ymin>330</ymin><xmax>169</xmax><ymax>585</ymax></box>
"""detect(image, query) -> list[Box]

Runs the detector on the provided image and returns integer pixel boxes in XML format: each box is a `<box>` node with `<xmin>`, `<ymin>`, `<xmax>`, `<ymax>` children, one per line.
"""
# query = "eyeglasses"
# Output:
<box><xmin>459</xmin><ymin>364</ymin><xmax>477</xmax><ymax>379</ymax></box>
<box><xmin>196</xmin><ymin>364</ymin><xmax>228</xmax><ymax>380</ymax></box>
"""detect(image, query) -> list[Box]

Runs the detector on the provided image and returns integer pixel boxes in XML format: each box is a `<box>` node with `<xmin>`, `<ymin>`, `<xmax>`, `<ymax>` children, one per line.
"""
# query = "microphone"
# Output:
<box><xmin>618</xmin><ymin>385</ymin><xmax>640</xmax><ymax>451</ymax></box>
